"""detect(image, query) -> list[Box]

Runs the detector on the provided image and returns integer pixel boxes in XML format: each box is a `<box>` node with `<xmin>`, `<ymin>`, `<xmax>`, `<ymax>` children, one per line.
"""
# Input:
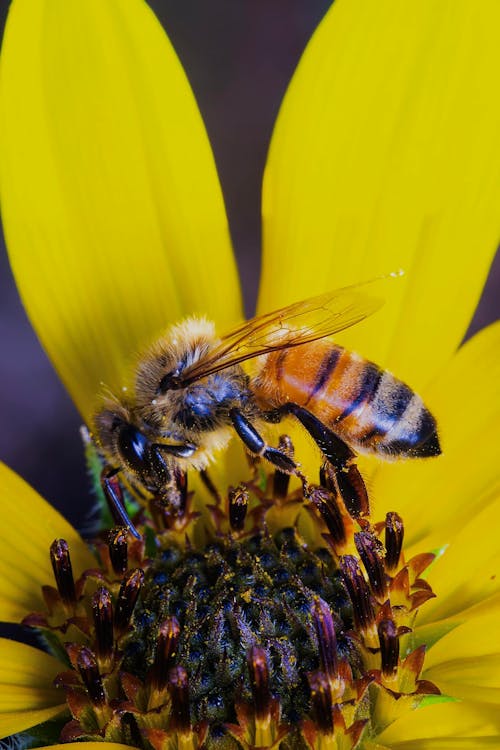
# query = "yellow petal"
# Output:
<box><xmin>0</xmin><ymin>0</ymin><xmax>242</xmax><ymax>423</ymax></box>
<box><xmin>38</xmin><ymin>747</ymin><xmax>131</xmax><ymax>750</ymax></box>
<box><xmin>422</xmin><ymin>610</ymin><xmax>500</xmax><ymax>704</ymax></box>
<box><xmin>371</xmin><ymin>321</ymin><xmax>500</xmax><ymax>549</ymax></box>
<box><xmin>376</xmin><ymin>700</ymin><xmax>500</xmax><ymax>747</ymax></box>
<box><xmin>0</xmin><ymin>638</ymin><xmax>66</xmax><ymax>738</ymax></box>
<box><xmin>0</xmin><ymin>463</ymin><xmax>96</xmax><ymax>623</ymax></box>
<box><xmin>260</xmin><ymin>0</ymin><xmax>500</xmax><ymax>393</ymax></box>
<box><xmin>415</xmin><ymin>491</ymin><xmax>500</xmax><ymax>624</ymax></box>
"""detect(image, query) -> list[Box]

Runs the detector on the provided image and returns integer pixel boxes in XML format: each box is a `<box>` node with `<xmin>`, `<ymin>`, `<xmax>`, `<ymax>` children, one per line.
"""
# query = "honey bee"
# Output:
<box><xmin>94</xmin><ymin>282</ymin><xmax>440</xmax><ymax>534</ymax></box>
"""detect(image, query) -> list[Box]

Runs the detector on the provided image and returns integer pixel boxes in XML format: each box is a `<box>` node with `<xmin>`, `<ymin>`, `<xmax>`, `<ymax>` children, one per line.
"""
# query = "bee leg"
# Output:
<box><xmin>100</xmin><ymin>466</ymin><xmax>142</xmax><ymax>539</ymax></box>
<box><xmin>229</xmin><ymin>408</ymin><xmax>297</xmax><ymax>474</ymax></box>
<box><xmin>271</xmin><ymin>403</ymin><xmax>369</xmax><ymax>517</ymax></box>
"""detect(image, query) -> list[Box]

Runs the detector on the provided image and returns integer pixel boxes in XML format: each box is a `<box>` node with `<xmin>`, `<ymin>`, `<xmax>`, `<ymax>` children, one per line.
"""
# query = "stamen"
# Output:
<box><xmin>273</xmin><ymin>435</ymin><xmax>294</xmax><ymax>500</ymax></box>
<box><xmin>340</xmin><ymin>556</ymin><xmax>376</xmax><ymax>632</ymax></box>
<box><xmin>247</xmin><ymin>646</ymin><xmax>271</xmax><ymax>720</ymax></box>
<box><xmin>378</xmin><ymin>619</ymin><xmax>399</xmax><ymax>676</ymax></box>
<box><xmin>229</xmin><ymin>486</ymin><xmax>249</xmax><ymax>532</ymax></box>
<box><xmin>319</xmin><ymin>461</ymin><xmax>336</xmax><ymax>493</ymax></box>
<box><xmin>173</xmin><ymin>466</ymin><xmax>188</xmax><ymax>516</ymax></box>
<box><xmin>148</xmin><ymin>616</ymin><xmax>181</xmax><ymax>693</ymax></box>
<box><xmin>121</xmin><ymin>712</ymin><xmax>143</xmax><ymax>748</ymax></box>
<box><xmin>355</xmin><ymin>532</ymin><xmax>387</xmax><ymax>599</ymax></box>
<box><xmin>312</xmin><ymin>598</ymin><xmax>338</xmax><ymax>678</ymax></box>
<box><xmin>108</xmin><ymin>527</ymin><xmax>129</xmax><ymax>576</ymax></box>
<box><xmin>77</xmin><ymin>646</ymin><xmax>106</xmax><ymax>706</ymax></box>
<box><xmin>114</xmin><ymin>568</ymin><xmax>144</xmax><ymax>636</ymax></box>
<box><xmin>50</xmin><ymin>539</ymin><xmax>76</xmax><ymax>606</ymax></box>
<box><xmin>308</xmin><ymin>485</ymin><xmax>346</xmax><ymax>545</ymax></box>
<box><xmin>307</xmin><ymin>670</ymin><xmax>333</xmax><ymax>734</ymax></box>
<box><xmin>336</xmin><ymin>464</ymin><xmax>369</xmax><ymax>518</ymax></box>
<box><xmin>92</xmin><ymin>587</ymin><xmax>114</xmax><ymax>664</ymax></box>
<box><xmin>168</xmin><ymin>665</ymin><xmax>191</xmax><ymax>733</ymax></box>
<box><xmin>385</xmin><ymin>512</ymin><xmax>404</xmax><ymax>571</ymax></box>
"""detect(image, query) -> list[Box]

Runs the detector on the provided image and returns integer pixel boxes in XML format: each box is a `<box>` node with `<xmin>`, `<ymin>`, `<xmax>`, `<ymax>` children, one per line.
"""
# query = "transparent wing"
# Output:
<box><xmin>177</xmin><ymin>277</ymin><xmax>393</xmax><ymax>385</ymax></box>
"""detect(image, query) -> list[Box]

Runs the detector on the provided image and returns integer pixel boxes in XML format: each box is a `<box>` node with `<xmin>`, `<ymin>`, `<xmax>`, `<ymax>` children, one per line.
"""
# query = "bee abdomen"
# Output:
<box><xmin>256</xmin><ymin>343</ymin><xmax>440</xmax><ymax>459</ymax></box>
<box><xmin>351</xmin><ymin>372</ymin><xmax>440</xmax><ymax>458</ymax></box>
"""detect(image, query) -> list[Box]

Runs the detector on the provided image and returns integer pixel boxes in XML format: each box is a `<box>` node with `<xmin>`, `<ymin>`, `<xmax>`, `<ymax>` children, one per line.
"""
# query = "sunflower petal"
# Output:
<box><xmin>0</xmin><ymin>463</ymin><xmax>96</xmax><ymax>623</ymax></box>
<box><xmin>0</xmin><ymin>0</ymin><xmax>241</xmax><ymax>423</ymax></box>
<box><xmin>0</xmin><ymin>638</ymin><xmax>66</xmax><ymax>738</ymax></box>
<box><xmin>36</xmin><ymin>746</ymin><xmax>132</xmax><ymax>750</ymax></box>
<box><xmin>260</xmin><ymin>0</ymin><xmax>500</xmax><ymax>392</ymax></box>
<box><xmin>371</xmin><ymin>321</ymin><xmax>500</xmax><ymax>553</ymax></box>
<box><xmin>422</xmin><ymin>610</ymin><xmax>500</xmax><ymax>704</ymax></box>
<box><xmin>375</xmin><ymin>700</ymin><xmax>500</xmax><ymax>747</ymax></box>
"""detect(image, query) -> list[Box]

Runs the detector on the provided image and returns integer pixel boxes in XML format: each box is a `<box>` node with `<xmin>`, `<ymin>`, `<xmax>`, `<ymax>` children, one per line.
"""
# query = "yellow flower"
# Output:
<box><xmin>1</xmin><ymin>1</ymin><xmax>500</xmax><ymax>749</ymax></box>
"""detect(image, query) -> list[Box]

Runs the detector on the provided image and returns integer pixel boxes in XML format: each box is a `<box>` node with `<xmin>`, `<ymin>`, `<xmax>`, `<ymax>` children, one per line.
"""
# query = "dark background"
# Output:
<box><xmin>1</xmin><ymin>1</ymin><xmax>499</xmax><ymax>533</ymax></box>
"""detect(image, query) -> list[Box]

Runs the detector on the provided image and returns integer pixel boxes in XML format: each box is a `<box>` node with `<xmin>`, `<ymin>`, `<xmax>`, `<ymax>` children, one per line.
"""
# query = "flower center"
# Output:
<box><xmin>124</xmin><ymin>528</ymin><xmax>354</xmax><ymax>727</ymax></box>
<box><xmin>21</xmin><ymin>439</ymin><xmax>441</xmax><ymax>749</ymax></box>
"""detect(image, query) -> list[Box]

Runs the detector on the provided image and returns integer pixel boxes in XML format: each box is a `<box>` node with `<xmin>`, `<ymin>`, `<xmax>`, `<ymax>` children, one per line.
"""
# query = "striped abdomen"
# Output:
<box><xmin>254</xmin><ymin>341</ymin><xmax>440</xmax><ymax>458</ymax></box>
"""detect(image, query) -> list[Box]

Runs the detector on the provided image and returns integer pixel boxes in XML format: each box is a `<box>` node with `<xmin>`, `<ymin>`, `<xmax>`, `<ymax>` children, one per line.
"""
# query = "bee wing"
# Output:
<box><xmin>178</xmin><ymin>279</ymin><xmax>390</xmax><ymax>385</ymax></box>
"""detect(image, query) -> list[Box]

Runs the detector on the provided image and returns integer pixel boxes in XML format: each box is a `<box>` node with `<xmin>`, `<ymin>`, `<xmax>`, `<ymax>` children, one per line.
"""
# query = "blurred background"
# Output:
<box><xmin>1</xmin><ymin>0</ymin><xmax>499</xmax><ymax>533</ymax></box>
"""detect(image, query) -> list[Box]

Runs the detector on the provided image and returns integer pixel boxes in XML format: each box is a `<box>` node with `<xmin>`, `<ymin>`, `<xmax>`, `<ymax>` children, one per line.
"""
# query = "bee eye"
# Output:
<box><xmin>117</xmin><ymin>423</ymin><xmax>149</xmax><ymax>472</ymax></box>
<box><xmin>158</xmin><ymin>372</ymin><xmax>182</xmax><ymax>394</ymax></box>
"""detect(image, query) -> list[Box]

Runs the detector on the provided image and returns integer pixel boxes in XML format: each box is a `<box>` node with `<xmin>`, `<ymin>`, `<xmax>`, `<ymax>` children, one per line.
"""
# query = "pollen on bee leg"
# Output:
<box><xmin>77</xmin><ymin>646</ymin><xmax>106</xmax><ymax>707</ymax></box>
<box><xmin>273</xmin><ymin>435</ymin><xmax>294</xmax><ymax>500</ymax></box>
<box><xmin>50</xmin><ymin>539</ymin><xmax>76</xmax><ymax>607</ymax></box>
<box><xmin>147</xmin><ymin>616</ymin><xmax>181</xmax><ymax>708</ymax></box>
<box><xmin>385</xmin><ymin>512</ymin><xmax>404</xmax><ymax>572</ymax></box>
<box><xmin>340</xmin><ymin>556</ymin><xmax>376</xmax><ymax>638</ymax></box>
<box><xmin>114</xmin><ymin>568</ymin><xmax>144</xmax><ymax>637</ymax></box>
<box><xmin>229</xmin><ymin>485</ymin><xmax>248</xmax><ymax>532</ymax></box>
<box><xmin>108</xmin><ymin>526</ymin><xmax>129</xmax><ymax>575</ymax></box>
<box><xmin>92</xmin><ymin>587</ymin><xmax>114</xmax><ymax>668</ymax></box>
<box><xmin>355</xmin><ymin>531</ymin><xmax>388</xmax><ymax>600</ymax></box>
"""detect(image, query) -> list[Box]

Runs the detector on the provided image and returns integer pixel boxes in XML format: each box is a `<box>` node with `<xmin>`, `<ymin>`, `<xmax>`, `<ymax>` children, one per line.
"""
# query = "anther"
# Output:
<box><xmin>378</xmin><ymin>619</ymin><xmax>399</xmax><ymax>676</ymax></box>
<box><xmin>312</xmin><ymin>598</ymin><xmax>338</xmax><ymax>679</ymax></box>
<box><xmin>307</xmin><ymin>670</ymin><xmax>333</xmax><ymax>734</ymax></box>
<box><xmin>319</xmin><ymin>462</ymin><xmax>336</xmax><ymax>493</ymax></box>
<box><xmin>114</xmin><ymin>568</ymin><xmax>144</xmax><ymax>636</ymax></box>
<box><xmin>168</xmin><ymin>665</ymin><xmax>191</xmax><ymax>733</ymax></box>
<box><xmin>77</xmin><ymin>646</ymin><xmax>106</xmax><ymax>706</ymax></box>
<box><xmin>108</xmin><ymin>527</ymin><xmax>129</xmax><ymax>576</ymax></box>
<box><xmin>385</xmin><ymin>512</ymin><xmax>404</xmax><ymax>571</ymax></box>
<box><xmin>273</xmin><ymin>435</ymin><xmax>294</xmax><ymax>500</ymax></box>
<box><xmin>50</xmin><ymin>539</ymin><xmax>76</xmax><ymax>606</ymax></box>
<box><xmin>174</xmin><ymin>467</ymin><xmax>188</xmax><ymax>516</ymax></box>
<box><xmin>355</xmin><ymin>532</ymin><xmax>387</xmax><ymax>599</ymax></box>
<box><xmin>148</xmin><ymin>617</ymin><xmax>181</xmax><ymax>692</ymax></box>
<box><xmin>229</xmin><ymin>486</ymin><xmax>248</xmax><ymax>532</ymax></box>
<box><xmin>121</xmin><ymin>712</ymin><xmax>143</xmax><ymax>748</ymax></box>
<box><xmin>340</xmin><ymin>556</ymin><xmax>376</xmax><ymax>632</ymax></box>
<box><xmin>308</xmin><ymin>485</ymin><xmax>346</xmax><ymax>545</ymax></box>
<box><xmin>92</xmin><ymin>587</ymin><xmax>114</xmax><ymax>664</ymax></box>
<box><xmin>247</xmin><ymin>646</ymin><xmax>272</xmax><ymax>720</ymax></box>
<box><xmin>336</xmin><ymin>464</ymin><xmax>369</xmax><ymax>518</ymax></box>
